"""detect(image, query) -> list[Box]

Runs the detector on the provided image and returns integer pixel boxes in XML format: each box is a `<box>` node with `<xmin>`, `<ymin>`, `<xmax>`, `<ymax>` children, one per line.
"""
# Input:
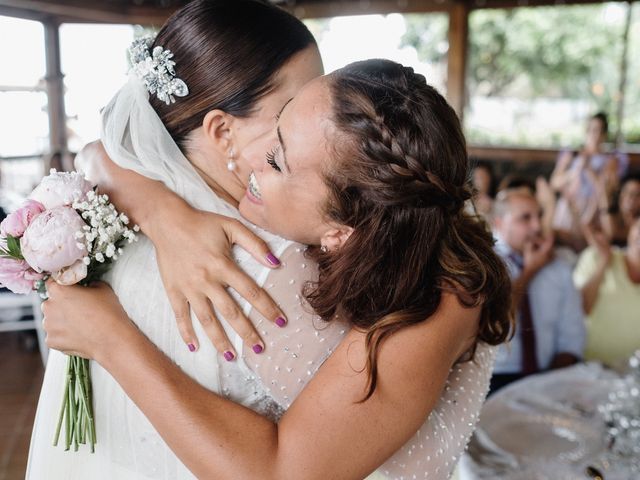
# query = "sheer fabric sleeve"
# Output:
<box><xmin>241</xmin><ymin>243</ymin><xmax>349</xmax><ymax>409</ymax></box>
<box><xmin>369</xmin><ymin>343</ymin><xmax>496</xmax><ymax>480</ymax></box>
<box><xmin>240</xmin><ymin>241</ymin><xmax>495</xmax><ymax>480</ymax></box>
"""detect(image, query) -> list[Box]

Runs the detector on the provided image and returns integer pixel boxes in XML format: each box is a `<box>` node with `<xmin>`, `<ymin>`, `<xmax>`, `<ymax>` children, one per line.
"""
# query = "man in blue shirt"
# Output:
<box><xmin>490</xmin><ymin>188</ymin><xmax>586</xmax><ymax>394</ymax></box>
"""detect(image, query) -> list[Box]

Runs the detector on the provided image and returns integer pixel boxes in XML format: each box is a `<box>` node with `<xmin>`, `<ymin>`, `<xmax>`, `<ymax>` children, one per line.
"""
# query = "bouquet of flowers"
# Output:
<box><xmin>0</xmin><ymin>169</ymin><xmax>138</xmax><ymax>452</ymax></box>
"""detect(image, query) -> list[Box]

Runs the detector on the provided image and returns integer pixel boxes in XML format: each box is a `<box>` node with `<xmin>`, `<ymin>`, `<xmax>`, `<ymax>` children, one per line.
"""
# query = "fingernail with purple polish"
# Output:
<box><xmin>252</xmin><ymin>344</ymin><xmax>264</xmax><ymax>354</ymax></box>
<box><xmin>275</xmin><ymin>316</ymin><xmax>287</xmax><ymax>328</ymax></box>
<box><xmin>223</xmin><ymin>351</ymin><xmax>235</xmax><ymax>362</ymax></box>
<box><xmin>266</xmin><ymin>253</ymin><xmax>281</xmax><ymax>266</ymax></box>
<box><xmin>188</xmin><ymin>343</ymin><xmax>196</xmax><ymax>352</ymax></box>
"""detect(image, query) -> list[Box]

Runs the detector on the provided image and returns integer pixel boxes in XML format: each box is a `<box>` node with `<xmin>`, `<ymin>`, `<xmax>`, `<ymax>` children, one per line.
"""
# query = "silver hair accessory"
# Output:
<box><xmin>227</xmin><ymin>148</ymin><xmax>237</xmax><ymax>171</ymax></box>
<box><xmin>128</xmin><ymin>35</ymin><xmax>189</xmax><ymax>105</ymax></box>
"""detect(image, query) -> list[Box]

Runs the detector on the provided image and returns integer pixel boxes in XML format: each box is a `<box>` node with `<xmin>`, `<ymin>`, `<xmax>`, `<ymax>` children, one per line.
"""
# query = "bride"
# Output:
<box><xmin>33</xmin><ymin>1</ymin><xmax>512</xmax><ymax>479</ymax></box>
<box><xmin>28</xmin><ymin>1</ymin><xmax>344</xmax><ymax>478</ymax></box>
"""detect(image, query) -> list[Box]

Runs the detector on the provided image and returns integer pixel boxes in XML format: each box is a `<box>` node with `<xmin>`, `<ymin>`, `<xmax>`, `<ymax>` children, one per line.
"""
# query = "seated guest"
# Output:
<box><xmin>497</xmin><ymin>174</ymin><xmax>536</xmax><ymax>195</ymax></box>
<box><xmin>498</xmin><ymin>173</ymin><xmax>556</xmax><ymax>238</ymax></box>
<box><xmin>550</xmin><ymin>112</ymin><xmax>628</xmax><ymax>252</ymax></box>
<box><xmin>598</xmin><ymin>173</ymin><xmax>640</xmax><ymax>247</ymax></box>
<box><xmin>472</xmin><ymin>161</ymin><xmax>495</xmax><ymax>219</ymax></box>
<box><xmin>490</xmin><ymin>189</ymin><xmax>586</xmax><ymax>393</ymax></box>
<box><xmin>573</xmin><ymin>219</ymin><xmax>640</xmax><ymax>367</ymax></box>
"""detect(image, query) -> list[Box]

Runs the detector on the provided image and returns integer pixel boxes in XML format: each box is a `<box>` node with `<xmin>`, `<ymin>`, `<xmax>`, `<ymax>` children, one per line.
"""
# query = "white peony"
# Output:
<box><xmin>21</xmin><ymin>206</ymin><xmax>88</xmax><ymax>273</ymax></box>
<box><xmin>29</xmin><ymin>169</ymin><xmax>93</xmax><ymax>210</ymax></box>
<box><xmin>51</xmin><ymin>259</ymin><xmax>88</xmax><ymax>285</ymax></box>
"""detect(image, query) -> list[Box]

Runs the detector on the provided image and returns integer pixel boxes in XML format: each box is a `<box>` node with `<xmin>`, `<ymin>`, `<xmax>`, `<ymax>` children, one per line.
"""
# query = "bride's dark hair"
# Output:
<box><xmin>149</xmin><ymin>0</ymin><xmax>316</xmax><ymax>150</ymax></box>
<box><xmin>305</xmin><ymin>60</ymin><xmax>513</xmax><ymax>400</ymax></box>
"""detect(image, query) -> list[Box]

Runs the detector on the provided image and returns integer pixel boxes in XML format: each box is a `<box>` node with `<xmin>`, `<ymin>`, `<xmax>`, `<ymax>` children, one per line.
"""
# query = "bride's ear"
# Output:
<box><xmin>202</xmin><ymin>109</ymin><xmax>236</xmax><ymax>155</ymax></box>
<box><xmin>320</xmin><ymin>224</ymin><xmax>354</xmax><ymax>252</ymax></box>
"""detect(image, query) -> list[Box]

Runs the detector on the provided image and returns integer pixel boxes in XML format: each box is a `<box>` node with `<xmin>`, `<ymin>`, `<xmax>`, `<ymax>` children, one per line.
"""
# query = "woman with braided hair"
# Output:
<box><xmin>43</xmin><ymin>59</ymin><xmax>512</xmax><ymax>479</ymax></box>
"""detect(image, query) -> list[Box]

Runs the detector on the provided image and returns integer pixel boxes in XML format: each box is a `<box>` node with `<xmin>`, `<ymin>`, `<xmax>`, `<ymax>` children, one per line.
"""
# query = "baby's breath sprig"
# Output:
<box><xmin>72</xmin><ymin>190</ymin><xmax>139</xmax><ymax>283</ymax></box>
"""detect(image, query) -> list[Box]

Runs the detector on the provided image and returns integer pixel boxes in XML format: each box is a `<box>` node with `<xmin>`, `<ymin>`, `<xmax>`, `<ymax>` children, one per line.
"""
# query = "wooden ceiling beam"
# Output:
<box><xmin>466</xmin><ymin>0</ymin><xmax>633</xmax><ymax>10</ymax></box>
<box><xmin>0</xmin><ymin>0</ymin><xmax>124</xmax><ymax>21</ymax></box>
<box><xmin>2</xmin><ymin>0</ymin><xmax>637</xmax><ymax>24</ymax></box>
<box><xmin>283</xmin><ymin>0</ymin><xmax>455</xmax><ymax>18</ymax></box>
<box><xmin>0</xmin><ymin>0</ymin><xmax>175</xmax><ymax>25</ymax></box>
<box><xmin>0</xmin><ymin>4</ymin><xmax>48</xmax><ymax>21</ymax></box>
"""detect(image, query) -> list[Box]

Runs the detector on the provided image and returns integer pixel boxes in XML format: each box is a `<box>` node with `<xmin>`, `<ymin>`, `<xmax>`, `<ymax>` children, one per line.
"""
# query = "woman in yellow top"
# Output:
<box><xmin>573</xmin><ymin>217</ymin><xmax>640</xmax><ymax>367</ymax></box>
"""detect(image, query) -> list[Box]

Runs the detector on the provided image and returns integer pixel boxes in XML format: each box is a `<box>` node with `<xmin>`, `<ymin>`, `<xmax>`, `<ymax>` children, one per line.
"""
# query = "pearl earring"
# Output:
<box><xmin>227</xmin><ymin>148</ymin><xmax>236</xmax><ymax>171</ymax></box>
<box><xmin>320</xmin><ymin>245</ymin><xmax>328</xmax><ymax>253</ymax></box>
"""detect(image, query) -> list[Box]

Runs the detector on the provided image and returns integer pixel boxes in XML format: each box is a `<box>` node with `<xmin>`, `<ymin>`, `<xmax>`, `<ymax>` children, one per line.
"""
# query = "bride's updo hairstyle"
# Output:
<box><xmin>306</xmin><ymin>60</ymin><xmax>513</xmax><ymax>399</ymax></box>
<box><xmin>149</xmin><ymin>0</ymin><xmax>316</xmax><ymax>150</ymax></box>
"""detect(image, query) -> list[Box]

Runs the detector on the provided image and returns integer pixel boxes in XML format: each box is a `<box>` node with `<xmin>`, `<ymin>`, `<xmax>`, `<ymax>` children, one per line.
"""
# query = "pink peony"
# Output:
<box><xmin>0</xmin><ymin>199</ymin><xmax>46</xmax><ymax>238</ymax></box>
<box><xmin>30</xmin><ymin>170</ymin><xmax>93</xmax><ymax>210</ymax></box>
<box><xmin>21</xmin><ymin>206</ymin><xmax>87</xmax><ymax>273</ymax></box>
<box><xmin>0</xmin><ymin>257</ymin><xmax>44</xmax><ymax>294</ymax></box>
<box><xmin>51</xmin><ymin>259</ymin><xmax>88</xmax><ymax>286</ymax></box>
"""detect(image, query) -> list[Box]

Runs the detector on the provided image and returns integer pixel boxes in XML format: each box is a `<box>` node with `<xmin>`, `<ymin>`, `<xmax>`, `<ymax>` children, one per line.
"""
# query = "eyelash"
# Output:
<box><xmin>266</xmin><ymin>146</ymin><xmax>281</xmax><ymax>172</ymax></box>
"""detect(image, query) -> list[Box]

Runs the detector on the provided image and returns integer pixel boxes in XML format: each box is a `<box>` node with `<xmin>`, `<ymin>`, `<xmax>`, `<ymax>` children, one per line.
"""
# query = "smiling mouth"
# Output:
<box><xmin>247</xmin><ymin>172</ymin><xmax>262</xmax><ymax>202</ymax></box>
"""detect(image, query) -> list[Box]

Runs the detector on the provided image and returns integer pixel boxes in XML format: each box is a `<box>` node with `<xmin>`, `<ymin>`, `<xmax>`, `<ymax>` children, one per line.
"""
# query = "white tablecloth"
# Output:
<box><xmin>459</xmin><ymin>363</ymin><xmax>632</xmax><ymax>480</ymax></box>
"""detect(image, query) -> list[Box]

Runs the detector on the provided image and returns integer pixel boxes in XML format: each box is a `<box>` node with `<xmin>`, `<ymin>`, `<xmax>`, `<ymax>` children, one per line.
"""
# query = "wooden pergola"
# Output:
<box><xmin>1</xmin><ymin>0</ymin><xmax>638</xmax><ymax>170</ymax></box>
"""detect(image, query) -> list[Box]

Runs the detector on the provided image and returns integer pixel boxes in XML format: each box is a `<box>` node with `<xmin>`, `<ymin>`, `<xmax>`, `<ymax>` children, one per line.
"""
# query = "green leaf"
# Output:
<box><xmin>3</xmin><ymin>235</ymin><xmax>23</xmax><ymax>260</ymax></box>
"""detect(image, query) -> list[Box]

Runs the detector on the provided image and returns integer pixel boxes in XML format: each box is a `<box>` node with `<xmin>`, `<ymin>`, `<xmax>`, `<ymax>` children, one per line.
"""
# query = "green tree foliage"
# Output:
<box><xmin>403</xmin><ymin>5</ymin><xmax>627</xmax><ymax>104</ymax></box>
<box><xmin>402</xmin><ymin>4</ymin><xmax>640</xmax><ymax>145</ymax></box>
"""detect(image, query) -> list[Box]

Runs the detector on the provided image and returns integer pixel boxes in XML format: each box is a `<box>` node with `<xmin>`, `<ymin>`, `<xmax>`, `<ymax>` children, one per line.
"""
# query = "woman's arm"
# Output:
<box><xmin>75</xmin><ymin>141</ymin><xmax>287</xmax><ymax>356</ymax></box>
<box><xmin>43</xmin><ymin>282</ymin><xmax>478</xmax><ymax>480</ymax></box>
<box><xmin>579</xmin><ymin>226</ymin><xmax>612</xmax><ymax>314</ymax></box>
<box><xmin>535</xmin><ymin>176</ymin><xmax>556</xmax><ymax>238</ymax></box>
<box><xmin>580</xmin><ymin>260</ymin><xmax>608</xmax><ymax>315</ymax></box>
<box><xmin>549</xmin><ymin>150</ymin><xmax>575</xmax><ymax>192</ymax></box>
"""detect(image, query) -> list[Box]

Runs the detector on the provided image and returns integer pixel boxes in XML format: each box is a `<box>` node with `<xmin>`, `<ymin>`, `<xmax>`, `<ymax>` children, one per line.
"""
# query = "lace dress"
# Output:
<box><xmin>26</xmin><ymin>77</ymin><xmax>494</xmax><ymax>480</ymax></box>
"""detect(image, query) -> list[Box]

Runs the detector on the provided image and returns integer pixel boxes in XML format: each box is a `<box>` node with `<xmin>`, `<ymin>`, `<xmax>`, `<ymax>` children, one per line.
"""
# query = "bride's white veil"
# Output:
<box><xmin>100</xmin><ymin>75</ymin><xmax>220</xmax><ymax>211</ymax></box>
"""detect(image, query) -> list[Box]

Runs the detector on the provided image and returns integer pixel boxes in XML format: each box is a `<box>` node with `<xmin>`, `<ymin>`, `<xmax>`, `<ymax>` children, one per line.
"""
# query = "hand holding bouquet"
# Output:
<box><xmin>0</xmin><ymin>169</ymin><xmax>138</xmax><ymax>452</ymax></box>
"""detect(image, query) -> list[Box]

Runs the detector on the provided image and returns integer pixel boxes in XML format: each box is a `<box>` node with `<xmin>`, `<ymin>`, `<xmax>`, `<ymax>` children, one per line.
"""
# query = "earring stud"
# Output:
<box><xmin>320</xmin><ymin>245</ymin><xmax>328</xmax><ymax>253</ymax></box>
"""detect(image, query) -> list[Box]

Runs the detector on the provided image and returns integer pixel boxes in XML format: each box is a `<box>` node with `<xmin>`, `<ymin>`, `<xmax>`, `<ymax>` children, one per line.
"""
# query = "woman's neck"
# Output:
<box><xmin>185</xmin><ymin>137</ymin><xmax>245</xmax><ymax>209</ymax></box>
<box><xmin>582</xmin><ymin>142</ymin><xmax>602</xmax><ymax>156</ymax></box>
<box><xmin>190</xmin><ymin>158</ymin><xmax>239</xmax><ymax>208</ymax></box>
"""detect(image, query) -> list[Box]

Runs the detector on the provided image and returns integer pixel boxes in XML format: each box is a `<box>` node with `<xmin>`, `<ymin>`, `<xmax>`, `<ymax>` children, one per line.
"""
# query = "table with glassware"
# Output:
<box><xmin>458</xmin><ymin>353</ymin><xmax>640</xmax><ymax>480</ymax></box>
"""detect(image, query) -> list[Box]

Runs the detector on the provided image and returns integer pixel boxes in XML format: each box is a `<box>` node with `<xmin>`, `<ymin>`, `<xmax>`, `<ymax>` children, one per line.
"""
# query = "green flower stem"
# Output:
<box><xmin>53</xmin><ymin>357</ymin><xmax>72</xmax><ymax>447</ymax></box>
<box><xmin>68</xmin><ymin>365</ymin><xmax>78</xmax><ymax>451</ymax></box>
<box><xmin>80</xmin><ymin>358</ymin><xmax>96</xmax><ymax>451</ymax></box>
<box><xmin>75</xmin><ymin>359</ymin><xmax>91</xmax><ymax>445</ymax></box>
<box><xmin>74</xmin><ymin>357</ymin><xmax>84</xmax><ymax>446</ymax></box>
<box><xmin>65</xmin><ymin>369</ymin><xmax>72</xmax><ymax>450</ymax></box>
<box><xmin>54</xmin><ymin>354</ymin><xmax>97</xmax><ymax>452</ymax></box>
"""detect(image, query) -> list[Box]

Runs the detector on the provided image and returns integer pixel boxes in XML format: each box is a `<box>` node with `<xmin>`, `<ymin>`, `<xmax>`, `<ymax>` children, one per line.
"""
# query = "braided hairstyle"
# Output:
<box><xmin>304</xmin><ymin>59</ymin><xmax>513</xmax><ymax>400</ymax></box>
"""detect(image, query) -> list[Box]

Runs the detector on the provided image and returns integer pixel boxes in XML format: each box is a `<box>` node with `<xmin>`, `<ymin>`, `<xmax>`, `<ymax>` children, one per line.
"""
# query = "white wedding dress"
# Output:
<box><xmin>26</xmin><ymin>77</ymin><xmax>494</xmax><ymax>480</ymax></box>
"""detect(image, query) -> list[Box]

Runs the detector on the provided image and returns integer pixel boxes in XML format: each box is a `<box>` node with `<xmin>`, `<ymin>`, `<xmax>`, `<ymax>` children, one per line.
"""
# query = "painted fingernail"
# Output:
<box><xmin>252</xmin><ymin>344</ymin><xmax>264</xmax><ymax>354</ymax></box>
<box><xmin>275</xmin><ymin>316</ymin><xmax>287</xmax><ymax>328</ymax></box>
<box><xmin>266</xmin><ymin>253</ymin><xmax>281</xmax><ymax>266</ymax></box>
<box><xmin>223</xmin><ymin>351</ymin><xmax>235</xmax><ymax>362</ymax></box>
<box><xmin>188</xmin><ymin>343</ymin><xmax>196</xmax><ymax>352</ymax></box>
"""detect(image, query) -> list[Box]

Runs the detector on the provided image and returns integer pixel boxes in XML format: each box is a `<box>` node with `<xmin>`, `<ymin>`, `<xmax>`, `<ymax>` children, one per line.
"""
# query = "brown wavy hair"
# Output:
<box><xmin>304</xmin><ymin>60</ymin><xmax>513</xmax><ymax>400</ymax></box>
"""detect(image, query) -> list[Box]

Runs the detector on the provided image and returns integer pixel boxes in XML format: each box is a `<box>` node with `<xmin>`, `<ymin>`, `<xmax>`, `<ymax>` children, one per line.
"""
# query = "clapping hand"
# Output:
<box><xmin>582</xmin><ymin>223</ymin><xmax>612</xmax><ymax>266</ymax></box>
<box><xmin>523</xmin><ymin>234</ymin><xmax>554</xmax><ymax>277</ymax></box>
